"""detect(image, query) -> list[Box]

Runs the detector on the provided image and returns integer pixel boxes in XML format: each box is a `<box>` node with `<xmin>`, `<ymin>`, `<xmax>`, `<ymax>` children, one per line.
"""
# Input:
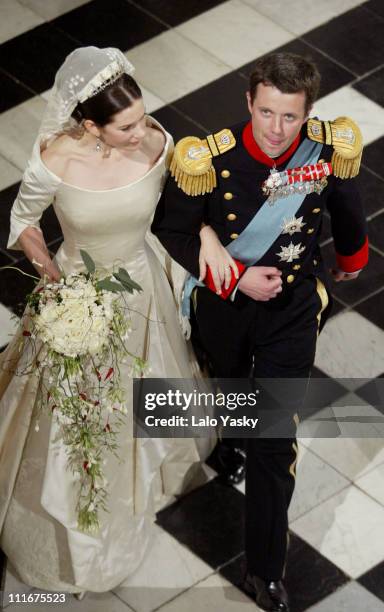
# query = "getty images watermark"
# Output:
<box><xmin>133</xmin><ymin>378</ymin><xmax>384</xmax><ymax>439</ymax></box>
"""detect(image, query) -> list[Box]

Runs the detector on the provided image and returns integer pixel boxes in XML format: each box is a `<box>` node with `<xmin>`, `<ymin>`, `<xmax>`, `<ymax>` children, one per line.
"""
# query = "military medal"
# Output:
<box><xmin>277</xmin><ymin>242</ymin><xmax>306</xmax><ymax>263</ymax></box>
<box><xmin>262</xmin><ymin>162</ymin><xmax>332</xmax><ymax>205</ymax></box>
<box><xmin>281</xmin><ymin>215</ymin><xmax>306</xmax><ymax>236</ymax></box>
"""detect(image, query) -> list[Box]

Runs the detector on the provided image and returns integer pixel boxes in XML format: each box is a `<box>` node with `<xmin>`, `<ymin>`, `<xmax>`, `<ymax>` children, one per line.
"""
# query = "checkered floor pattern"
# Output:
<box><xmin>1</xmin><ymin>0</ymin><xmax>384</xmax><ymax>610</ymax></box>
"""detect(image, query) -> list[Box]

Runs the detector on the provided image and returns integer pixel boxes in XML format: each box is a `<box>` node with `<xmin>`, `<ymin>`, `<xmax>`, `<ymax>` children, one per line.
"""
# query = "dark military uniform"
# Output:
<box><xmin>152</xmin><ymin>118</ymin><xmax>368</xmax><ymax>580</ymax></box>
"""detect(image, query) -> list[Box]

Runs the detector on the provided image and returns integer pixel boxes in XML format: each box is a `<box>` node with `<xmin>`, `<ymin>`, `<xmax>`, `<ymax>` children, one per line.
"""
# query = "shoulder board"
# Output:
<box><xmin>170</xmin><ymin>129</ymin><xmax>236</xmax><ymax>196</ymax></box>
<box><xmin>307</xmin><ymin>116</ymin><xmax>363</xmax><ymax>179</ymax></box>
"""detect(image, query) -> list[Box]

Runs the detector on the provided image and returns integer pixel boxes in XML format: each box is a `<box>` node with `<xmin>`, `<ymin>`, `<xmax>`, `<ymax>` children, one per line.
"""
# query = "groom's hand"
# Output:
<box><xmin>238</xmin><ymin>266</ymin><xmax>282</xmax><ymax>301</ymax></box>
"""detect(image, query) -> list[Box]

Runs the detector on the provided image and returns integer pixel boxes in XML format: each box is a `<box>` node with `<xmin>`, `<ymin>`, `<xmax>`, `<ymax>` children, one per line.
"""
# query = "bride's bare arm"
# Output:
<box><xmin>199</xmin><ymin>225</ymin><xmax>239</xmax><ymax>294</ymax></box>
<box><xmin>18</xmin><ymin>227</ymin><xmax>61</xmax><ymax>281</ymax></box>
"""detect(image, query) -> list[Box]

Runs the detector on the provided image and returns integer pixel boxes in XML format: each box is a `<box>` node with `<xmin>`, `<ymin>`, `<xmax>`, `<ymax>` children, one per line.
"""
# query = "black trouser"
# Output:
<box><xmin>193</xmin><ymin>276</ymin><xmax>326</xmax><ymax>580</ymax></box>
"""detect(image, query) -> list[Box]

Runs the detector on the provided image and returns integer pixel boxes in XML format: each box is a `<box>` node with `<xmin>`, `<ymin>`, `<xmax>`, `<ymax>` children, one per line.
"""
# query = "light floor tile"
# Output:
<box><xmin>0</xmin><ymin>96</ymin><xmax>46</xmax><ymax>172</ymax></box>
<box><xmin>291</xmin><ymin>485</ymin><xmax>384</xmax><ymax>578</ymax></box>
<box><xmin>157</xmin><ymin>572</ymin><xmax>258</xmax><ymax>612</ymax></box>
<box><xmin>0</xmin><ymin>156</ymin><xmax>22</xmax><ymax>191</ymax></box>
<box><xmin>355</xmin><ymin>462</ymin><xmax>384</xmax><ymax>507</ymax></box>
<box><xmin>301</xmin><ymin>436</ymin><xmax>384</xmax><ymax>481</ymax></box>
<box><xmin>18</xmin><ymin>0</ymin><xmax>91</xmax><ymax>20</ymax></box>
<box><xmin>176</xmin><ymin>0</ymin><xmax>292</xmax><ymax>70</ymax></box>
<box><xmin>312</xmin><ymin>86</ymin><xmax>384</xmax><ymax>146</ymax></box>
<box><xmin>243</xmin><ymin>0</ymin><xmax>364</xmax><ymax>37</ymax></box>
<box><xmin>0</xmin><ymin>304</ymin><xmax>18</xmax><ymax>349</ymax></box>
<box><xmin>114</xmin><ymin>524</ymin><xmax>213</xmax><ymax>612</ymax></box>
<box><xmin>307</xmin><ymin>580</ymin><xmax>384</xmax><ymax>611</ymax></box>
<box><xmin>0</xmin><ymin>0</ymin><xmax>43</xmax><ymax>44</ymax></box>
<box><xmin>288</xmin><ymin>443</ymin><xmax>349</xmax><ymax>521</ymax></box>
<box><xmin>314</xmin><ymin>311</ymin><xmax>384</xmax><ymax>379</ymax></box>
<box><xmin>125</xmin><ymin>31</ymin><xmax>231</xmax><ymax>104</ymax></box>
<box><xmin>141</xmin><ymin>87</ymin><xmax>166</xmax><ymax>114</ymax></box>
<box><xmin>8</xmin><ymin>590</ymin><xmax>134</xmax><ymax>611</ymax></box>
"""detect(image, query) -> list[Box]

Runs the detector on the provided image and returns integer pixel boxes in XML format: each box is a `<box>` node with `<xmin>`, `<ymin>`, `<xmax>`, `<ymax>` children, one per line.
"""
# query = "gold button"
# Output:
<box><xmin>307</xmin><ymin>228</ymin><xmax>314</xmax><ymax>234</ymax></box>
<box><xmin>227</xmin><ymin>213</ymin><xmax>237</xmax><ymax>221</ymax></box>
<box><xmin>221</xmin><ymin>170</ymin><xmax>230</xmax><ymax>178</ymax></box>
<box><xmin>224</xmin><ymin>192</ymin><xmax>233</xmax><ymax>200</ymax></box>
<box><xmin>293</xmin><ymin>264</ymin><xmax>301</xmax><ymax>270</ymax></box>
<box><xmin>230</xmin><ymin>233</ymin><xmax>239</xmax><ymax>240</ymax></box>
<box><xmin>312</xmin><ymin>207</ymin><xmax>321</xmax><ymax>213</ymax></box>
<box><xmin>286</xmin><ymin>274</ymin><xmax>295</xmax><ymax>283</ymax></box>
<box><xmin>313</xmin><ymin>259</ymin><xmax>318</xmax><ymax>265</ymax></box>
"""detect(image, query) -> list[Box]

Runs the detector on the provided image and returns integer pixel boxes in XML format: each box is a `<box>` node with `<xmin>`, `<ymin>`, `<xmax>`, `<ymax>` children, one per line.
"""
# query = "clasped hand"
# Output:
<box><xmin>199</xmin><ymin>226</ymin><xmax>282</xmax><ymax>301</ymax></box>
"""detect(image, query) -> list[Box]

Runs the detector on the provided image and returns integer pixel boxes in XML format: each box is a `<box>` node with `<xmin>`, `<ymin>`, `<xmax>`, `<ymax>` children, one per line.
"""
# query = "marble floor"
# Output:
<box><xmin>1</xmin><ymin>0</ymin><xmax>384</xmax><ymax>611</ymax></box>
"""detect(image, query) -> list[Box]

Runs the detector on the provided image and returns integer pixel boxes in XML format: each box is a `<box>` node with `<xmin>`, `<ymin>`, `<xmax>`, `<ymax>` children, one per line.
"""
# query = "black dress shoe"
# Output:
<box><xmin>206</xmin><ymin>442</ymin><xmax>246</xmax><ymax>485</ymax></box>
<box><xmin>243</xmin><ymin>573</ymin><xmax>290</xmax><ymax>611</ymax></box>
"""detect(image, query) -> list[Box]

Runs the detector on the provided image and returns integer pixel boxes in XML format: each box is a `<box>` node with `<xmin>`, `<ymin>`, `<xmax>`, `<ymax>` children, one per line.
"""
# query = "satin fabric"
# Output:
<box><xmin>0</xmin><ymin>120</ymin><xmax>211</xmax><ymax>592</ymax></box>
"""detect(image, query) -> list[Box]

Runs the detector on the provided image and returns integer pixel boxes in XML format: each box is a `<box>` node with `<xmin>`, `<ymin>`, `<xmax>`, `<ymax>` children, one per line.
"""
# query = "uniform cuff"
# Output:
<box><xmin>336</xmin><ymin>236</ymin><xmax>369</xmax><ymax>273</ymax></box>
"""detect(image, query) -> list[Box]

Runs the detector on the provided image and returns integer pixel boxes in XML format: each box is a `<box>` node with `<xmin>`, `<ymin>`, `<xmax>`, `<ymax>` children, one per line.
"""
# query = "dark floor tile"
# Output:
<box><xmin>0</xmin><ymin>70</ymin><xmax>34</xmax><ymax>112</ymax></box>
<box><xmin>358</xmin><ymin>560</ymin><xmax>384</xmax><ymax>602</ymax></box>
<box><xmin>0</xmin><ymin>550</ymin><xmax>6</xmax><ymax>610</ymax></box>
<box><xmin>363</xmin><ymin>137</ymin><xmax>384</xmax><ymax>179</ymax></box>
<box><xmin>0</xmin><ymin>183</ymin><xmax>20</xmax><ymax>251</ymax></box>
<box><xmin>365</xmin><ymin>0</ymin><xmax>384</xmax><ymax>19</ymax></box>
<box><xmin>329</xmin><ymin>297</ymin><xmax>346</xmax><ymax>318</ymax></box>
<box><xmin>173</xmin><ymin>71</ymin><xmax>249</xmax><ymax>133</ymax></box>
<box><xmin>127</xmin><ymin>0</ymin><xmax>227</xmax><ymax>27</ymax></box>
<box><xmin>0</xmin><ymin>250</ymin><xmax>15</xmax><ymax>268</ymax></box>
<box><xmin>367</xmin><ymin>212</ymin><xmax>384</xmax><ymax>252</ymax></box>
<box><xmin>321</xmin><ymin>243</ymin><xmax>384</xmax><ymax>306</ymax></box>
<box><xmin>356</xmin><ymin>167</ymin><xmax>384</xmax><ymax>218</ymax></box>
<box><xmin>239</xmin><ymin>38</ymin><xmax>354</xmax><ymax>99</ymax></box>
<box><xmin>220</xmin><ymin>533</ymin><xmax>349</xmax><ymax>612</ymax></box>
<box><xmin>53</xmin><ymin>0</ymin><xmax>165</xmax><ymax>50</ymax></box>
<box><xmin>156</xmin><ymin>478</ymin><xmax>244</xmax><ymax>568</ymax></box>
<box><xmin>354</xmin><ymin>287</ymin><xmax>384</xmax><ymax>330</ymax></box>
<box><xmin>0</xmin><ymin>256</ymin><xmax>37</xmax><ymax>315</ymax></box>
<box><xmin>354</xmin><ymin>374</ymin><xmax>384</xmax><ymax>413</ymax></box>
<box><xmin>353</xmin><ymin>66</ymin><xmax>384</xmax><ymax>108</ymax></box>
<box><xmin>0</xmin><ymin>182</ymin><xmax>62</xmax><ymax>253</ymax></box>
<box><xmin>152</xmin><ymin>105</ymin><xmax>207</xmax><ymax>141</ymax></box>
<box><xmin>0</xmin><ymin>24</ymin><xmax>77</xmax><ymax>95</ymax></box>
<box><xmin>303</xmin><ymin>6</ymin><xmax>384</xmax><ymax>76</ymax></box>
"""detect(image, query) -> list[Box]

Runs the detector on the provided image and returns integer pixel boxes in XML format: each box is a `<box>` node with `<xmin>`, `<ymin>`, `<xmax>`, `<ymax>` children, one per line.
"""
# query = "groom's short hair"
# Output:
<box><xmin>249</xmin><ymin>53</ymin><xmax>321</xmax><ymax>114</ymax></box>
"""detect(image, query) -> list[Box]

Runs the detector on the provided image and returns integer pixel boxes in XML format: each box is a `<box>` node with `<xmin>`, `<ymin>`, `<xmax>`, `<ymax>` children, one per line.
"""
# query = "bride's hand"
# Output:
<box><xmin>199</xmin><ymin>225</ymin><xmax>239</xmax><ymax>294</ymax></box>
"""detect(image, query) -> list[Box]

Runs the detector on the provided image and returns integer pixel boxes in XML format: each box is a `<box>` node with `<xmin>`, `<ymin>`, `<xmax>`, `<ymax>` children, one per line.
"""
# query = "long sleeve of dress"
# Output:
<box><xmin>7</xmin><ymin>141</ymin><xmax>62</xmax><ymax>251</ymax></box>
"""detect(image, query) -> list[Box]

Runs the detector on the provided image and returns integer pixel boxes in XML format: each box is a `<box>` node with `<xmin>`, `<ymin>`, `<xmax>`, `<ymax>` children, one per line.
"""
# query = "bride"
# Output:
<box><xmin>0</xmin><ymin>47</ymin><xmax>233</xmax><ymax>594</ymax></box>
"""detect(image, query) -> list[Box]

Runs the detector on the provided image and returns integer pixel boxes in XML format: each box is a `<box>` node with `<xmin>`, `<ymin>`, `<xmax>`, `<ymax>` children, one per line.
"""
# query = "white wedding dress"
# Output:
<box><xmin>0</xmin><ymin>119</ymin><xmax>210</xmax><ymax>592</ymax></box>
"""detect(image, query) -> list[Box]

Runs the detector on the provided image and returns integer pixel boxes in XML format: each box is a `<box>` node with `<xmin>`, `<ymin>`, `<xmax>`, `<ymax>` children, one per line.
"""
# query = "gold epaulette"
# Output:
<box><xmin>170</xmin><ymin>129</ymin><xmax>236</xmax><ymax>196</ymax></box>
<box><xmin>307</xmin><ymin>116</ymin><xmax>363</xmax><ymax>179</ymax></box>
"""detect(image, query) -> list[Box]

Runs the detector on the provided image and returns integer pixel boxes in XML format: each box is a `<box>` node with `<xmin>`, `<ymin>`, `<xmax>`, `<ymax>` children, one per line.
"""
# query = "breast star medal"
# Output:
<box><xmin>281</xmin><ymin>215</ymin><xmax>306</xmax><ymax>236</ymax></box>
<box><xmin>277</xmin><ymin>242</ymin><xmax>306</xmax><ymax>263</ymax></box>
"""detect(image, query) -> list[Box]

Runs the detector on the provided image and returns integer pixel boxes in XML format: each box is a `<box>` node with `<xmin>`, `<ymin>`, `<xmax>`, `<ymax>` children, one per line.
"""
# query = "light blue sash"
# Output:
<box><xmin>182</xmin><ymin>138</ymin><xmax>323</xmax><ymax>316</ymax></box>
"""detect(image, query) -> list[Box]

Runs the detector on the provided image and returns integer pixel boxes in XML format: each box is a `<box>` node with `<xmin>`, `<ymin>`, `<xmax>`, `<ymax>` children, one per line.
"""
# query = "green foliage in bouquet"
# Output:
<box><xmin>2</xmin><ymin>251</ymin><xmax>146</xmax><ymax>534</ymax></box>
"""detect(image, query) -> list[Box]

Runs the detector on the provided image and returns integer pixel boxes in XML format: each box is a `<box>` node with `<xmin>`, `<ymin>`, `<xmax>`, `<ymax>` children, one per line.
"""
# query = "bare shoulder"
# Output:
<box><xmin>40</xmin><ymin>134</ymin><xmax>80</xmax><ymax>178</ymax></box>
<box><xmin>146</xmin><ymin>125</ymin><xmax>167</xmax><ymax>160</ymax></box>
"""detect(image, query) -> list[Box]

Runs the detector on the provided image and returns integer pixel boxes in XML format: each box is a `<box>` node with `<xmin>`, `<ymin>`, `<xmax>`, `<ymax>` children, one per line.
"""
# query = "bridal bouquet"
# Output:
<box><xmin>18</xmin><ymin>251</ymin><xmax>146</xmax><ymax>533</ymax></box>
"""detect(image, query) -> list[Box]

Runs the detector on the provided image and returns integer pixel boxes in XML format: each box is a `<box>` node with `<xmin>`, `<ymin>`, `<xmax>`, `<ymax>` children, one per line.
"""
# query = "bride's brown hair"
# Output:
<box><xmin>71</xmin><ymin>73</ymin><xmax>142</xmax><ymax>127</ymax></box>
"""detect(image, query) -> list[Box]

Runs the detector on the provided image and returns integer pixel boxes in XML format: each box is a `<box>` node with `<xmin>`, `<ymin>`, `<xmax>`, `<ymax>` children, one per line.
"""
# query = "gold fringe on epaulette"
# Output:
<box><xmin>330</xmin><ymin>117</ymin><xmax>363</xmax><ymax>179</ymax></box>
<box><xmin>170</xmin><ymin>135</ymin><xmax>215</xmax><ymax>196</ymax></box>
<box><xmin>308</xmin><ymin>116</ymin><xmax>363</xmax><ymax>179</ymax></box>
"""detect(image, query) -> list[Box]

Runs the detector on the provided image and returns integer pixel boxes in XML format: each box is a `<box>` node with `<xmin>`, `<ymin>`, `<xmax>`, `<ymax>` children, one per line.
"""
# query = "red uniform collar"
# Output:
<box><xmin>242</xmin><ymin>121</ymin><xmax>301</xmax><ymax>167</ymax></box>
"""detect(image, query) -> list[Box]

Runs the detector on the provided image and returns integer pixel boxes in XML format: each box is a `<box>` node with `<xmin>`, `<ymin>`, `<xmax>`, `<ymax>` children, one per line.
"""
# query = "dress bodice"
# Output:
<box><xmin>54</xmin><ymin>150</ymin><xmax>168</xmax><ymax>274</ymax></box>
<box><xmin>7</xmin><ymin>116</ymin><xmax>172</xmax><ymax>276</ymax></box>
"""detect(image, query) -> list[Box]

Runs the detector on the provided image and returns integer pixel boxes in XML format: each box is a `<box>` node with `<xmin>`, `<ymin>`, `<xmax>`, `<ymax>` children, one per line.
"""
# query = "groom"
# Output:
<box><xmin>152</xmin><ymin>52</ymin><xmax>367</xmax><ymax>611</ymax></box>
